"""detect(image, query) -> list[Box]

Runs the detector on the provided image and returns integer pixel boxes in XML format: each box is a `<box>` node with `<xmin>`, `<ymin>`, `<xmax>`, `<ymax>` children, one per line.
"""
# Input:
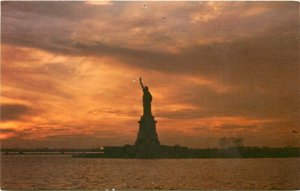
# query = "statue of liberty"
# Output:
<box><xmin>135</xmin><ymin>77</ymin><xmax>160</xmax><ymax>147</ymax></box>
<box><xmin>139</xmin><ymin>77</ymin><xmax>152</xmax><ymax>116</ymax></box>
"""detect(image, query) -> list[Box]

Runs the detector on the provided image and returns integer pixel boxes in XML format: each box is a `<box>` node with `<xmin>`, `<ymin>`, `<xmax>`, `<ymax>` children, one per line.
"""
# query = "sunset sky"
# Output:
<box><xmin>1</xmin><ymin>1</ymin><xmax>299</xmax><ymax>148</ymax></box>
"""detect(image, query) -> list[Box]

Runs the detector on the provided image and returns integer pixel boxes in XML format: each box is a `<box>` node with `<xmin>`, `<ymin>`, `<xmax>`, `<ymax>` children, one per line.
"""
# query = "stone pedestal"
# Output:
<box><xmin>135</xmin><ymin>115</ymin><xmax>160</xmax><ymax>146</ymax></box>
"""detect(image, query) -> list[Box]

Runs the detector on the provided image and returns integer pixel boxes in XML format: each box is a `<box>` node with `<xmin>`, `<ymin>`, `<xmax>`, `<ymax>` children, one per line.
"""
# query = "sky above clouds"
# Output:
<box><xmin>1</xmin><ymin>1</ymin><xmax>299</xmax><ymax>148</ymax></box>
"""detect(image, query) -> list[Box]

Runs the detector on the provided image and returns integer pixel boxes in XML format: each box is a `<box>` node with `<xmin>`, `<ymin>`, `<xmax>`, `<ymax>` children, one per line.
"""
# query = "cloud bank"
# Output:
<box><xmin>1</xmin><ymin>1</ymin><xmax>299</xmax><ymax>148</ymax></box>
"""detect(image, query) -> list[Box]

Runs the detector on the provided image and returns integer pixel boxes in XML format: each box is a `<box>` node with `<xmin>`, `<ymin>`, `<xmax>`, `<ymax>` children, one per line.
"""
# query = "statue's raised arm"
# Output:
<box><xmin>139</xmin><ymin>77</ymin><xmax>145</xmax><ymax>90</ymax></box>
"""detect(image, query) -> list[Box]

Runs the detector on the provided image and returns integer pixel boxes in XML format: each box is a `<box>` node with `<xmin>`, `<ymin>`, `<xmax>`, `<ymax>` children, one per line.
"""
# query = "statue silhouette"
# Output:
<box><xmin>139</xmin><ymin>77</ymin><xmax>152</xmax><ymax>116</ymax></box>
<box><xmin>135</xmin><ymin>77</ymin><xmax>160</xmax><ymax>147</ymax></box>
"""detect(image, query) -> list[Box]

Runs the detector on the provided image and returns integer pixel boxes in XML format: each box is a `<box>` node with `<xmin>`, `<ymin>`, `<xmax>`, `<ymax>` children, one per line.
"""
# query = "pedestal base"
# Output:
<box><xmin>135</xmin><ymin>115</ymin><xmax>160</xmax><ymax>146</ymax></box>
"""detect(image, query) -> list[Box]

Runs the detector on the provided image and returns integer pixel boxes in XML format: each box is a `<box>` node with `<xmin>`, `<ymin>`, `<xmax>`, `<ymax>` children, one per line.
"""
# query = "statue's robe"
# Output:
<box><xmin>143</xmin><ymin>90</ymin><xmax>152</xmax><ymax>116</ymax></box>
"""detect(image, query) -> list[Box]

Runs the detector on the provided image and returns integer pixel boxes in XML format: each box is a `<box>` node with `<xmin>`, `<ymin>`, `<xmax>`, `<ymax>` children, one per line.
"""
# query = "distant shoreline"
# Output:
<box><xmin>2</xmin><ymin>146</ymin><xmax>299</xmax><ymax>159</ymax></box>
<box><xmin>1</xmin><ymin>152</ymin><xmax>103</xmax><ymax>155</ymax></box>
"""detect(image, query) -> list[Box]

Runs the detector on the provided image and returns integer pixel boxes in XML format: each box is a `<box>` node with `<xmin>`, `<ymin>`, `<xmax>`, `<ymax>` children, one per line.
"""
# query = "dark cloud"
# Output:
<box><xmin>0</xmin><ymin>128</ymin><xmax>17</xmax><ymax>133</ymax></box>
<box><xmin>89</xmin><ymin>108</ymin><xmax>139</xmax><ymax>117</ymax></box>
<box><xmin>217</xmin><ymin>124</ymin><xmax>257</xmax><ymax>130</ymax></box>
<box><xmin>1</xmin><ymin>1</ymin><xmax>114</xmax><ymax>21</ymax></box>
<box><xmin>0</xmin><ymin>104</ymin><xmax>32</xmax><ymax>121</ymax></box>
<box><xmin>192</xmin><ymin>124</ymin><xmax>257</xmax><ymax>131</ymax></box>
<box><xmin>156</xmin><ymin>108</ymin><xmax>205</xmax><ymax>119</ymax></box>
<box><xmin>3</xmin><ymin>14</ymin><xmax>298</xmax><ymax>82</ymax></box>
